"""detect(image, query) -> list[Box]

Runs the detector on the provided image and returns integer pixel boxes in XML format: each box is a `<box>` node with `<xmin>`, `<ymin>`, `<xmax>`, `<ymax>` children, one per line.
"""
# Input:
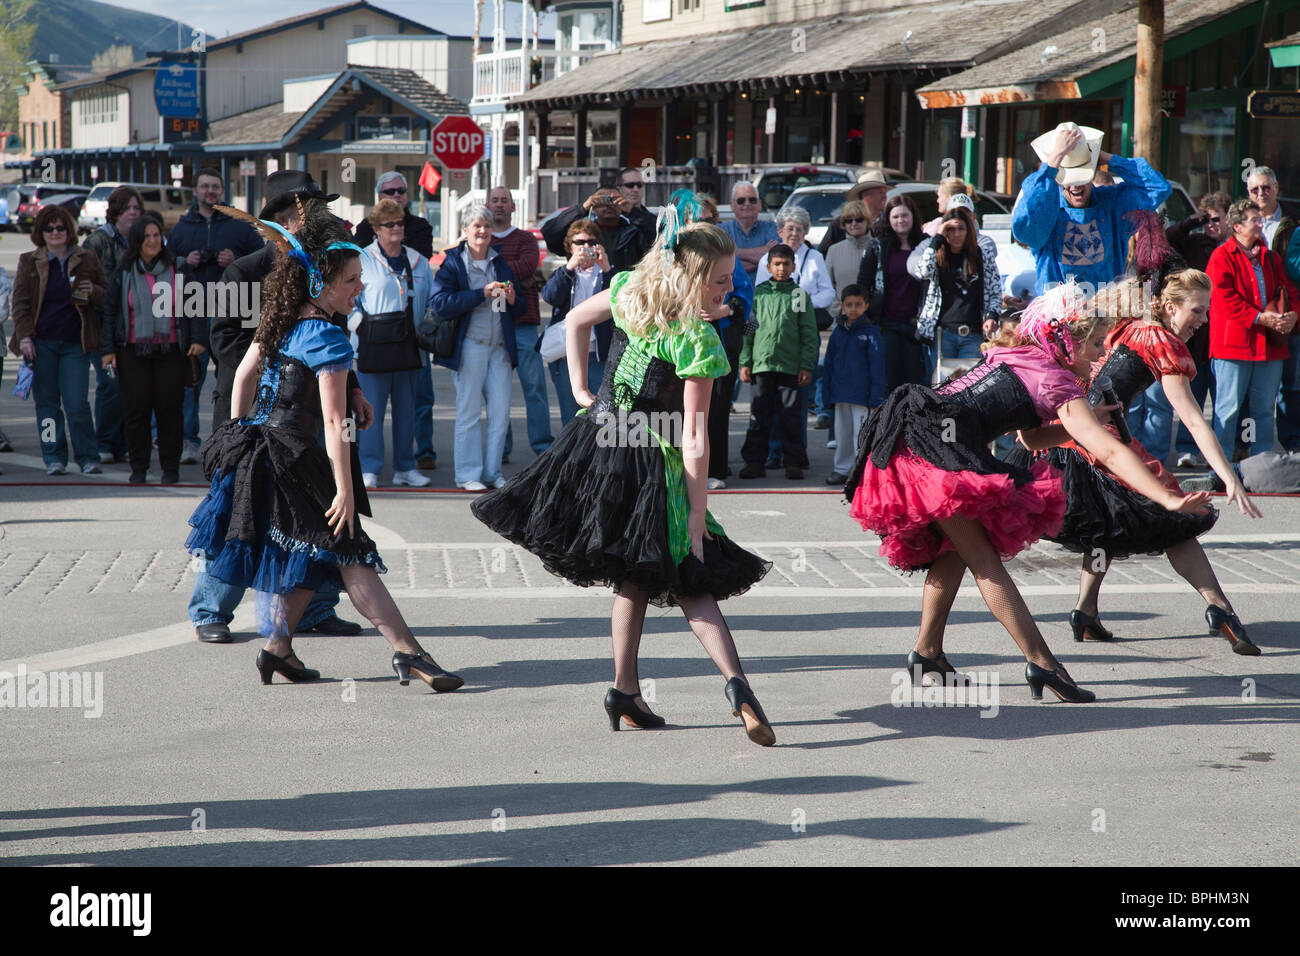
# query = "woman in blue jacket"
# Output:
<box><xmin>349</xmin><ymin>199</ymin><xmax>434</xmax><ymax>489</ymax></box>
<box><xmin>432</xmin><ymin>203</ymin><xmax>525</xmax><ymax>490</ymax></box>
<box><xmin>540</xmin><ymin>219</ymin><xmax>614</xmax><ymax>424</ymax></box>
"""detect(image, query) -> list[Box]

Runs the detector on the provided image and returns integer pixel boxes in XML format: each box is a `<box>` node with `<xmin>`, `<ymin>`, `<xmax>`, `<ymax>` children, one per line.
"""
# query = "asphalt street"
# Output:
<box><xmin>1</xmin><ymin>237</ymin><xmax>1296</xmax><ymax>868</ymax></box>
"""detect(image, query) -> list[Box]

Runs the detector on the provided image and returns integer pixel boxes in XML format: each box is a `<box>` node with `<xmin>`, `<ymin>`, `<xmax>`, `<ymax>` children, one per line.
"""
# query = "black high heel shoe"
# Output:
<box><xmin>603</xmin><ymin>688</ymin><xmax>665</xmax><ymax>731</ymax></box>
<box><xmin>1070</xmin><ymin>610</ymin><xmax>1115</xmax><ymax>642</ymax></box>
<box><xmin>256</xmin><ymin>648</ymin><xmax>321</xmax><ymax>685</ymax></box>
<box><xmin>1025</xmin><ymin>662</ymin><xmax>1095</xmax><ymax>703</ymax></box>
<box><xmin>906</xmin><ymin>649</ymin><xmax>968</xmax><ymax>685</ymax></box>
<box><xmin>1205</xmin><ymin>606</ymin><xmax>1260</xmax><ymax>656</ymax></box>
<box><xmin>724</xmin><ymin>677</ymin><xmax>775</xmax><ymax>747</ymax></box>
<box><xmin>392</xmin><ymin>651</ymin><xmax>465</xmax><ymax>692</ymax></box>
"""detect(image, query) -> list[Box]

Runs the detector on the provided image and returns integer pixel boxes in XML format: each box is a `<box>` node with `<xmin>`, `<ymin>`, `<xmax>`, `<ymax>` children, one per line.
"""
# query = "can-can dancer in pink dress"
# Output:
<box><xmin>844</xmin><ymin>281</ymin><xmax>1212</xmax><ymax>702</ymax></box>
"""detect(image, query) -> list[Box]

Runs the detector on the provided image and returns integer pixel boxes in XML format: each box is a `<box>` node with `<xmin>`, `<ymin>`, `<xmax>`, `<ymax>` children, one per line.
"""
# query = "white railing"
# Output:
<box><xmin>471</xmin><ymin>47</ymin><xmax>593</xmax><ymax>106</ymax></box>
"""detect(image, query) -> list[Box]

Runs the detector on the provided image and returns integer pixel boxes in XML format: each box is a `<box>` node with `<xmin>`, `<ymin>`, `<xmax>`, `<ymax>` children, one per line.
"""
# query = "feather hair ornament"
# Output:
<box><xmin>654</xmin><ymin>189</ymin><xmax>701</xmax><ymax>273</ymax></box>
<box><xmin>1018</xmin><ymin>276</ymin><xmax>1088</xmax><ymax>363</ymax></box>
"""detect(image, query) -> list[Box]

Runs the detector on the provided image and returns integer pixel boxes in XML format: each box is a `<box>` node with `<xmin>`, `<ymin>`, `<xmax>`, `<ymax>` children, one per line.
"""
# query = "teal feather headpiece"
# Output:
<box><xmin>655</xmin><ymin>189</ymin><xmax>702</xmax><ymax>270</ymax></box>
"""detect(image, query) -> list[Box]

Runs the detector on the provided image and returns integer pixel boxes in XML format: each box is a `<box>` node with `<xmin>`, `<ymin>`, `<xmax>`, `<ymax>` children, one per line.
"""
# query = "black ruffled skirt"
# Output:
<box><xmin>470</xmin><ymin>411</ymin><xmax>770</xmax><ymax>607</ymax></box>
<box><xmin>1008</xmin><ymin>444</ymin><xmax>1217</xmax><ymax>561</ymax></box>
<box><xmin>186</xmin><ymin>419</ymin><xmax>385</xmax><ymax>600</ymax></box>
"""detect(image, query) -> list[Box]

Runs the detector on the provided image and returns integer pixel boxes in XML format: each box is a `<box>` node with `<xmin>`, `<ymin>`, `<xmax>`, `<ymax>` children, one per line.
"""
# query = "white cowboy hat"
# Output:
<box><xmin>847</xmin><ymin>168</ymin><xmax>889</xmax><ymax>200</ymax></box>
<box><xmin>1030</xmin><ymin>122</ymin><xmax>1104</xmax><ymax>187</ymax></box>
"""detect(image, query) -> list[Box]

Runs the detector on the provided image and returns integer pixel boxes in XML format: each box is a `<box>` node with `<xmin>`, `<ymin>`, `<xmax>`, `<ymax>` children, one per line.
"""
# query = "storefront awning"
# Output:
<box><xmin>510</xmin><ymin>0</ymin><xmax>1086</xmax><ymax>110</ymax></box>
<box><xmin>917</xmin><ymin>0</ymin><xmax>1259</xmax><ymax>107</ymax></box>
<box><xmin>1267</xmin><ymin>30</ymin><xmax>1300</xmax><ymax>68</ymax></box>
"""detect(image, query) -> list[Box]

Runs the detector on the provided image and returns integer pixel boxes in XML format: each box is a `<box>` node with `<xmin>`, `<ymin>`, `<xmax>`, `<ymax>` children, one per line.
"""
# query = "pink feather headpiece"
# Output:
<box><xmin>1018</xmin><ymin>277</ymin><xmax>1089</xmax><ymax>363</ymax></box>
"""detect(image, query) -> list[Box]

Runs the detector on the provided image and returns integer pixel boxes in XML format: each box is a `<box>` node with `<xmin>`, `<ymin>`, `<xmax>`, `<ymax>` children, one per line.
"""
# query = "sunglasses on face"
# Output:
<box><xmin>572</xmin><ymin>239</ymin><xmax>599</xmax><ymax>247</ymax></box>
<box><xmin>733</xmin><ymin>197</ymin><xmax>758</xmax><ymax>204</ymax></box>
<box><xmin>380</xmin><ymin>187</ymin><xmax>407</xmax><ymax>196</ymax></box>
<box><xmin>378</xmin><ymin>221</ymin><xmax>404</xmax><ymax>230</ymax></box>
<box><xmin>842</xmin><ymin>217</ymin><xmax>866</xmax><ymax>225</ymax></box>
<box><xmin>43</xmin><ymin>223</ymin><xmax>68</xmax><ymax>233</ymax></box>
<box><xmin>620</xmin><ymin>181</ymin><xmax>643</xmax><ymax>189</ymax></box>
<box><xmin>1205</xmin><ymin>215</ymin><xmax>1222</xmax><ymax>222</ymax></box>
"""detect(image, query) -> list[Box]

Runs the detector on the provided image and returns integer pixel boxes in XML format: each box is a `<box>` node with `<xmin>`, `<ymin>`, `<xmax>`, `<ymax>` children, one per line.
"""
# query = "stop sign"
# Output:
<box><xmin>432</xmin><ymin>116</ymin><xmax>486</xmax><ymax>171</ymax></box>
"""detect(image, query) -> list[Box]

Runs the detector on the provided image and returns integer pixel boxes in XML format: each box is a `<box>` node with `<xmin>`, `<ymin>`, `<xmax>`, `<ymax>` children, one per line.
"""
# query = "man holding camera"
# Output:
<box><xmin>541</xmin><ymin>180</ymin><xmax>649</xmax><ymax>276</ymax></box>
<box><xmin>167</xmin><ymin>166</ymin><xmax>263</xmax><ymax>462</ymax></box>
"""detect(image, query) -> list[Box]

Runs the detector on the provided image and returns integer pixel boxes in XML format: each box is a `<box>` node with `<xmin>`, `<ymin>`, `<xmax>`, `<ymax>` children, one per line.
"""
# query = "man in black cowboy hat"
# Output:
<box><xmin>192</xmin><ymin>170</ymin><xmax>372</xmax><ymax>644</ymax></box>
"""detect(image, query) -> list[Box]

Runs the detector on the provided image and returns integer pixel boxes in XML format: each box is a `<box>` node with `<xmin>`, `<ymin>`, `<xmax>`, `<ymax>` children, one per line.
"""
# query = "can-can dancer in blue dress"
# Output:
<box><xmin>185</xmin><ymin>198</ymin><xmax>463</xmax><ymax>691</ymax></box>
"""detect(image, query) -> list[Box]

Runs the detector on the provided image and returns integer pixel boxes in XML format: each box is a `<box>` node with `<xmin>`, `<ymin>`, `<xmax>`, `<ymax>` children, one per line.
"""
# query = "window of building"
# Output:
<box><xmin>352</xmin><ymin>23</ymin><xmax>368</xmax><ymax>38</ymax></box>
<box><xmin>354</xmin><ymin>166</ymin><xmax>376</xmax><ymax>201</ymax></box>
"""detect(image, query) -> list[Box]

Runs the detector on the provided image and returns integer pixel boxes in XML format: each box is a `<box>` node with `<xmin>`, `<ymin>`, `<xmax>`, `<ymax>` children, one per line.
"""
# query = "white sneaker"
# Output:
<box><xmin>362</xmin><ymin>472</ymin><xmax>379</xmax><ymax>489</ymax></box>
<box><xmin>458</xmin><ymin>480</ymin><xmax>488</xmax><ymax>491</ymax></box>
<box><xmin>487</xmin><ymin>476</ymin><xmax>507</xmax><ymax>489</ymax></box>
<box><xmin>708</xmin><ymin>477</ymin><xmax>726</xmax><ymax>490</ymax></box>
<box><xmin>1176</xmin><ymin>453</ymin><xmax>1205</xmax><ymax>468</ymax></box>
<box><xmin>180</xmin><ymin>442</ymin><xmax>201</xmax><ymax>464</ymax></box>
<box><xmin>827</xmin><ymin>439</ymin><xmax>838</xmax><ymax>449</ymax></box>
<box><xmin>392</xmin><ymin>469</ymin><xmax>431</xmax><ymax>487</ymax></box>
<box><xmin>80</xmin><ymin>462</ymin><xmax>102</xmax><ymax>475</ymax></box>
<box><xmin>98</xmin><ymin>452</ymin><xmax>115</xmax><ymax>464</ymax></box>
<box><xmin>47</xmin><ymin>462</ymin><xmax>67</xmax><ymax>476</ymax></box>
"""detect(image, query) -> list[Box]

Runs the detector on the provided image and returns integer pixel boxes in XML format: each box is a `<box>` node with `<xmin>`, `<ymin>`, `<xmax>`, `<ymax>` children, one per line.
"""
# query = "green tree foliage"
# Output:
<box><xmin>0</xmin><ymin>0</ymin><xmax>36</xmax><ymax>132</ymax></box>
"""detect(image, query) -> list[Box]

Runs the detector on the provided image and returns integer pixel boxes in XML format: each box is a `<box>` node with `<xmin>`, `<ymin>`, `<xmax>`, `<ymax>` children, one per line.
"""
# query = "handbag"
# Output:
<box><xmin>417</xmin><ymin>311</ymin><xmax>461</xmax><ymax>359</ymax></box>
<box><xmin>1262</xmin><ymin>287</ymin><xmax>1293</xmax><ymax>349</ymax></box>
<box><xmin>356</xmin><ymin>256</ymin><xmax>420</xmax><ymax>373</ymax></box>
<box><xmin>792</xmin><ymin>247</ymin><xmax>833</xmax><ymax>330</ymax></box>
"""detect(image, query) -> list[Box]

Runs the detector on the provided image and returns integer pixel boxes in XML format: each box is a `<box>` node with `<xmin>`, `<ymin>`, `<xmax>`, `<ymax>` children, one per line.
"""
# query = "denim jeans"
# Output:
<box><xmin>414</xmin><ymin>351</ymin><xmax>436</xmax><ymax>462</ymax></box>
<box><xmin>356</xmin><ymin>368</ymin><xmax>419</xmax><ymax>476</ymax></box>
<box><xmin>549</xmin><ymin>353</ymin><xmax>605</xmax><ymax>426</ymax></box>
<box><xmin>32</xmin><ymin>338</ymin><xmax>96</xmax><ymax>468</ymax></box>
<box><xmin>88</xmin><ymin>351</ymin><xmax>124</xmax><ymax>456</ymax></box>
<box><xmin>1174</xmin><ymin>360</ymin><xmax>1215</xmax><ymax>458</ymax></box>
<box><xmin>878</xmin><ymin>323</ymin><xmax>927</xmax><ymax>392</ymax></box>
<box><xmin>503</xmin><ymin>324</ymin><xmax>553</xmax><ymax>457</ymax></box>
<box><xmin>1128</xmin><ymin>381</ymin><xmax>1175</xmax><ymax>462</ymax></box>
<box><xmin>182</xmin><ymin>345</ymin><xmax>209</xmax><ymax>445</ymax></box>
<box><xmin>452</xmin><ymin>339</ymin><xmax>512</xmax><ymax>484</ymax></box>
<box><xmin>1212</xmin><ymin>358</ymin><xmax>1284</xmax><ymax>459</ymax></box>
<box><xmin>188</xmin><ymin>569</ymin><xmax>339</xmax><ymax>629</ymax></box>
<box><xmin>1275</xmin><ymin>331</ymin><xmax>1300</xmax><ymax>451</ymax></box>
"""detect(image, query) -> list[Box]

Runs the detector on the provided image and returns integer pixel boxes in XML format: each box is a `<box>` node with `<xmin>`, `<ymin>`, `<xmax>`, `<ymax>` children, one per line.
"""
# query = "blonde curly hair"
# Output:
<box><xmin>617</xmin><ymin>222</ymin><xmax>736</xmax><ymax>338</ymax></box>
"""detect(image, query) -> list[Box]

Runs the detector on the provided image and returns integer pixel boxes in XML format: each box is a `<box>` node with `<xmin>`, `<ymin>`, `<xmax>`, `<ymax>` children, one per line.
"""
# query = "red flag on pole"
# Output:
<box><xmin>419</xmin><ymin>161</ymin><xmax>442</xmax><ymax>196</ymax></box>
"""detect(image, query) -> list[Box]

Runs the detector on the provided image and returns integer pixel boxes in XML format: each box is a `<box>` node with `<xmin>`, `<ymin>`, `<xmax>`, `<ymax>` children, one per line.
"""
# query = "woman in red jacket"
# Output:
<box><xmin>1207</xmin><ymin>199</ymin><xmax>1300</xmax><ymax>460</ymax></box>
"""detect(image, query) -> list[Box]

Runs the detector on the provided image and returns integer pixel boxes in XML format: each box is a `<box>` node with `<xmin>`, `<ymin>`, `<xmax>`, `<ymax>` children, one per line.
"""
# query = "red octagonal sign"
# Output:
<box><xmin>432</xmin><ymin>115</ymin><xmax>486</xmax><ymax>171</ymax></box>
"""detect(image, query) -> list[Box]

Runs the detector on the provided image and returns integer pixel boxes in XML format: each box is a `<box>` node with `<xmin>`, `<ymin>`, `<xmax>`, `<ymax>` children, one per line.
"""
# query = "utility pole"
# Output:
<box><xmin>1133</xmin><ymin>0</ymin><xmax>1164</xmax><ymax>163</ymax></box>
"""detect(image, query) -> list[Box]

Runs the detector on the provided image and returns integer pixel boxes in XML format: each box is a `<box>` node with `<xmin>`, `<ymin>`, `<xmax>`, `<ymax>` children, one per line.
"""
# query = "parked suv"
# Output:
<box><xmin>12</xmin><ymin>183</ymin><xmax>90</xmax><ymax>232</ymax></box>
<box><xmin>78</xmin><ymin>182</ymin><xmax>194</xmax><ymax>234</ymax></box>
<box><xmin>779</xmin><ymin>181</ymin><xmax>1010</xmax><ymax>246</ymax></box>
<box><xmin>751</xmin><ymin>164</ymin><xmax>911</xmax><ymax>212</ymax></box>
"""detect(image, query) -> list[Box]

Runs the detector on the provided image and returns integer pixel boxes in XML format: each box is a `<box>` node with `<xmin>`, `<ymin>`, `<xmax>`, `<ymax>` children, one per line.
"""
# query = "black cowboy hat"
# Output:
<box><xmin>258</xmin><ymin>170</ymin><xmax>340</xmax><ymax>219</ymax></box>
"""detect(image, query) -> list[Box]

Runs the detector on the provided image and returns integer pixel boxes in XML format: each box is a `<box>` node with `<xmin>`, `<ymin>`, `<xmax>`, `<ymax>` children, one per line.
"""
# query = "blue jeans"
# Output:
<box><xmin>1174</xmin><ymin>360</ymin><xmax>1215</xmax><ymax>458</ymax></box>
<box><xmin>414</xmin><ymin>352</ymin><xmax>436</xmax><ymax>462</ymax></box>
<box><xmin>503</xmin><ymin>324</ymin><xmax>552</xmax><ymax>457</ymax></box>
<box><xmin>549</xmin><ymin>353</ymin><xmax>606</xmax><ymax>426</ymax></box>
<box><xmin>182</xmin><ymin>345</ymin><xmax>209</xmax><ymax>445</ymax></box>
<box><xmin>88</xmin><ymin>351</ymin><xmax>124</xmax><ymax>456</ymax></box>
<box><xmin>1275</xmin><ymin>331</ymin><xmax>1300</xmax><ymax>450</ymax></box>
<box><xmin>32</xmin><ymin>338</ymin><xmax>96</xmax><ymax>468</ymax></box>
<box><xmin>1128</xmin><ymin>381</ymin><xmax>1175</xmax><ymax>462</ymax></box>
<box><xmin>188</xmin><ymin>569</ymin><xmax>339</xmax><ymax>629</ymax></box>
<box><xmin>356</xmin><ymin>368</ymin><xmax>419</xmax><ymax>476</ymax></box>
<box><xmin>452</xmin><ymin>339</ymin><xmax>512</xmax><ymax>484</ymax></box>
<box><xmin>923</xmin><ymin>328</ymin><xmax>984</xmax><ymax>383</ymax></box>
<box><xmin>1212</xmin><ymin>358</ymin><xmax>1284</xmax><ymax>459</ymax></box>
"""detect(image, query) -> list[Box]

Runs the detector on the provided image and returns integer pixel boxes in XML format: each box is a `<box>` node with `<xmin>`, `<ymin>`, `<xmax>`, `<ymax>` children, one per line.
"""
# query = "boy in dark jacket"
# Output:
<box><xmin>822</xmin><ymin>284</ymin><xmax>886</xmax><ymax>484</ymax></box>
<box><xmin>738</xmin><ymin>244</ymin><xmax>818</xmax><ymax>480</ymax></box>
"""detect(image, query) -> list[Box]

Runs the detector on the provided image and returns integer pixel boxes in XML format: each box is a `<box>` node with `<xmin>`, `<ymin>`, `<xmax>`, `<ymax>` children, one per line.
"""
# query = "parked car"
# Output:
<box><xmin>14</xmin><ymin>183</ymin><xmax>90</xmax><ymax>231</ymax></box>
<box><xmin>750</xmin><ymin>163</ymin><xmax>912</xmax><ymax>212</ymax></box>
<box><xmin>39</xmin><ymin>192</ymin><xmax>90</xmax><ymax>221</ymax></box>
<box><xmin>779</xmin><ymin>181</ymin><xmax>1010</xmax><ymax>246</ymax></box>
<box><xmin>0</xmin><ymin>191</ymin><xmax>9</xmax><ymax>230</ymax></box>
<box><xmin>78</xmin><ymin>182</ymin><xmax>194</xmax><ymax>234</ymax></box>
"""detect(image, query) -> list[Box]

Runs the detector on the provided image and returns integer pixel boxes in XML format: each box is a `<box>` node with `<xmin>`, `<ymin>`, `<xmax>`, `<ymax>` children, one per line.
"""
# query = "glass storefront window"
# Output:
<box><xmin>1253</xmin><ymin>117</ymin><xmax>1300</xmax><ymax>201</ymax></box>
<box><xmin>1169</xmin><ymin>107</ymin><xmax>1236</xmax><ymax>201</ymax></box>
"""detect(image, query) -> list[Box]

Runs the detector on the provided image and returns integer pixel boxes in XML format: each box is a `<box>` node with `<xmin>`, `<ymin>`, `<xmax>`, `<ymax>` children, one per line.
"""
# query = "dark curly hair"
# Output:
<box><xmin>252</xmin><ymin>199</ymin><xmax>359</xmax><ymax>376</ymax></box>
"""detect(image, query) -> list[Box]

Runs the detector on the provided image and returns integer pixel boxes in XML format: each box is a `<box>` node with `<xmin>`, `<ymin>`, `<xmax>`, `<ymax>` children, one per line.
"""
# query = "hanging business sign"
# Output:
<box><xmin>1248</xmin><ymin>90</ymin><xmax>1300</xmax><ymax>118</ymax></box>
<box><xmin>642</xmin><ymin>0</ymin><xmax>670</xmax><ymax>21</ymax></box>
<box><xmin>154</xmin><ymin>61</ymin><xmax>200</xmax><ymax>118</ymax></box>
<box><xmin>356</xmin><ymin>114</ymin><xmax>412</xmax><ymax>141</ymax></box>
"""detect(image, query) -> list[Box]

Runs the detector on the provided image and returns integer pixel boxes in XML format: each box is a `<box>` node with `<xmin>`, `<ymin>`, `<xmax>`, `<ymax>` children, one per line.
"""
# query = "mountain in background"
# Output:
<box><xmin>31</xmin><ymin>0</ymin><xmax>198</xmax><ymax>72</ymax></box>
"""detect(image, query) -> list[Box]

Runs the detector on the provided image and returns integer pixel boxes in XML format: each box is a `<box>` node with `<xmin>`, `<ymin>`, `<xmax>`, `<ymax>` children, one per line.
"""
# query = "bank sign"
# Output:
<box><xmin>154</xmin><ymin>62</ymin><xmax>200</xmax><ymax>118</ymax></box>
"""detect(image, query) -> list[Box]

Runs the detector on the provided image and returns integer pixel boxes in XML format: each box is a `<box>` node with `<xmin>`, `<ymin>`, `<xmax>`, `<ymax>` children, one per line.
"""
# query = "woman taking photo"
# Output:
<box><xmin>350</xmin><ymin>197</ymin><xmax>432</xmax><ymax>489</ymax></box>
<box><xmin>8</xmin><ymin>205</ymin><xmax>108</xmax><ymax>476</ymax></box>
<box><xmin>857</xmin><ymin>194</ymin><xmax>926</xmax><ymax>391</ymax></box>
<box><xmin>912</xmin><ymin>202</ymin><xmax>1002</xmax><ymax>380</ymax></box>
<box><xmin>101</xmin><ymin>213</ymin><xmax>207</xmax><ymax>483</ymax></box>
<box><xmin>185</xmin><ymin>199</ymin><xmax>462</xmax><ymax>691</ymax></box>
<box><xmin>432</xmin><ymin>203</ymin><xmax>526</xmax><ymax>491</ymax></box>
<box><xmin>540</xmin><ymin>219</ymin><xmax>613</xmax><ymax>425</ymax></box>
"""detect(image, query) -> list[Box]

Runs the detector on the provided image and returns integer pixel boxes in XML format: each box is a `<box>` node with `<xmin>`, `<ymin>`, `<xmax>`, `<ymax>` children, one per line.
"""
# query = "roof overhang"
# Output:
<box><xmin>917</xmin><ymin>81</ymin><xmax>1082</xmax><ymax>109</ymax></box>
